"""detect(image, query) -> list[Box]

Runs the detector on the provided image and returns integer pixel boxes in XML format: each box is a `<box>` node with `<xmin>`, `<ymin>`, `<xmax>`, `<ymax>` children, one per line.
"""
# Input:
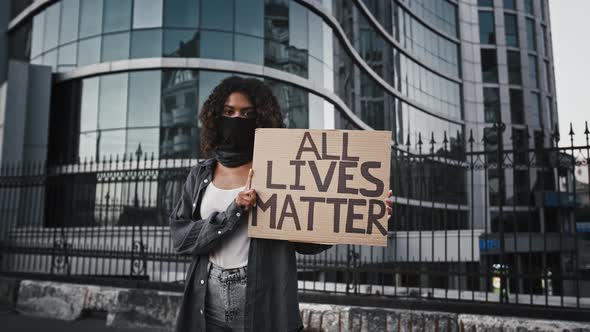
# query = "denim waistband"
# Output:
<box><xmin>209</xmin><ymin>262</ymin><xmax>248</xmax><ymax>281</ymax></box>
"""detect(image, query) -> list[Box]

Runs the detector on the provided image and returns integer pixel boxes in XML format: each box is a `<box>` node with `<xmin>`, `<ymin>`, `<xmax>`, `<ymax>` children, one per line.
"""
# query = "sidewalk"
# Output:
<box><xmin>0</xmin><ymin>307</ymin><xmax>165</xmax><ymax>332</ymax></box>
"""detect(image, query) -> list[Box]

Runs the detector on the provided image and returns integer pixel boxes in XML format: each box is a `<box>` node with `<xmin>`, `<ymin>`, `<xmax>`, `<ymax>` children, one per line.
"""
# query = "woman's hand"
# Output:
<box><xmin>235</xmin><ymin>169</ymin><xmax>257</xmax><ymax>211</ymax></box>
<box><xmin>385</xmin><ymin>190</ymin><xmax>392</xmax><ymax>218</ymax></box>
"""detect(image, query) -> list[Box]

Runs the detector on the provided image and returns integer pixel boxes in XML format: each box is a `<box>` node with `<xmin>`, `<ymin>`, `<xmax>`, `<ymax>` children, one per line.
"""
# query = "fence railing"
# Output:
<box><xmin>1</xmin><ymin>123</ymin><xmax>589</xmax><ymax>319</ymax></box>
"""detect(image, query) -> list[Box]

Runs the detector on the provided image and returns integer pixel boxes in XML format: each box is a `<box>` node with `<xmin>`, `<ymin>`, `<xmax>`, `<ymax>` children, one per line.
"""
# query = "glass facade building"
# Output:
<box><xmin>1</xmin><ymin>0</ymin><xmax>559</xmax><ymax>286</ymax></box>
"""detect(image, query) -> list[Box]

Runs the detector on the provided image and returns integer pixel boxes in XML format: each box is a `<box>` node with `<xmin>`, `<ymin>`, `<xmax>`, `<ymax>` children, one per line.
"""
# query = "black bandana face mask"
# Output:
<box><xmin>214</xmin><ymin>116</ymin><xmax>257</xmax><ymax>167</ymax></box>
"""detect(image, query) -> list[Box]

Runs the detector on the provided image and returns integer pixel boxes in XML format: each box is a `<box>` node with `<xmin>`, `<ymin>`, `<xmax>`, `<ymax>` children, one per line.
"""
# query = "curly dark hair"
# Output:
<box><xmin>199</xmin><ymin>75</ymin><xmax>283</xmax><ymax>157</ymax></box>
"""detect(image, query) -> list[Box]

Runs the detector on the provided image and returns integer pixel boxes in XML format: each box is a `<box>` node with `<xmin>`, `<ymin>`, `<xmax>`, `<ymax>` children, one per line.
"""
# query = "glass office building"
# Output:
<box><xmin>1</xmin><ymin>0</ymin><xmax>558</xmax><ymax>289</ymax></box>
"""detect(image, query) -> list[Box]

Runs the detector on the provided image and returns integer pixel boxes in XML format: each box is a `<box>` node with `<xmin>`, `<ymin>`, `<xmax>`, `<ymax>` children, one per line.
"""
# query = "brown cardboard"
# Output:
<box><xmin>247</xmin><ymin>128</ymin><xmax>392</xmax><ymax>247</ymax></box>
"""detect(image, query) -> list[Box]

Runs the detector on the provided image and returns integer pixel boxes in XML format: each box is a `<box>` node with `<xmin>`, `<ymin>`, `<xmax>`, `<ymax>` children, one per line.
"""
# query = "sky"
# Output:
<box><xmin>549</xmin><ymin>0</ymin><xmax>590</xmax><ymax>147</ymax></box>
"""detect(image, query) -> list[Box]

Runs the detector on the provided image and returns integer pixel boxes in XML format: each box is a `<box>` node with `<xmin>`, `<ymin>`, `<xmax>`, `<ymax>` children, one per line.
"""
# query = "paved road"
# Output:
<box><xmin>0</xmin><ymin>308</ymin><xmax>167</xmax><ymax>332</ymax></box>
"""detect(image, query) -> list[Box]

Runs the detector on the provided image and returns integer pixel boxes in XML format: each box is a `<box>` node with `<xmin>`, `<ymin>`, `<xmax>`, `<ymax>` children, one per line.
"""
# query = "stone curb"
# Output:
<box><xmin>0</xmin><ymin>276</ymin><xmax>20</xmax><ymax>309</ymax></box>
<box><xmin>5</xmin><ymin>279</ymin><xmax>590</xmax><ymax>331</ymax></box>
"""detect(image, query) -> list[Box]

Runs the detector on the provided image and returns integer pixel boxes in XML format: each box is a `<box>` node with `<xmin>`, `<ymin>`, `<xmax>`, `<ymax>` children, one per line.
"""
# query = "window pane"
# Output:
<box><xmin>58</xmin><ymin>43</ymin><xmax>77</xmax><ymax>70</ymax></box>
<box><xmin>199</xmin><ymin>70</ymin><xmax>231</xmax><ymax>111</ymax></box>
<box><xmin>43</xmin><ymin>49</ymin><xmax>58</xmax><ymax>71</ymax></box>
<box><xmin>98</xmin><ymin>130</ymin><xmax>126</xmax><ymax>159</ymax></box>
<box><xmin>200</xmin><ymin>30</ymin><xmax>233</xmax><ymax>60</ymax></box>
<box><xmin>504</xmin><ymin>14</ymin><xmax>518</xmax><ymax>47</ymax></box>
<box><xmin>510</xmin><ymin>89</ymin><xmax>524</xmax><ymax>124</ymax></box>
<box><xmin>102</xmin><ymin>32</ymin><xmax>130</xmax><ymax>62</ymax></box>
<box><xmin>526</xmin><ymin>18</ymin><xmax>536</xmax><ymax>50</ymax></box>
<box><xmin>165</xmin><ymin>0</ymin><xmax>199</xmax><ymax>28</ymax></box>
<box><xmin>79</xmin><ymin>0</ymin><xmax>103</xmax><ymax>38</ymax></box>
<box><xmin>503</xmin><ymin>0</ymin><xmax>516</xmax><ymax>10</ymax></box>
<box><xmin>43</xmin><ymin>3</ymin><xmax>61</xmax><ymax>51</ymax></box>
<box><xmin>161</xmin><ymin>69</ymin><xmax>199</xmax><ymax>158</ymax></box>
<box><xmin>128</xmin><ymin>71</ymin><xmax>161</xmax><ymax>127</ymax></box>
<box><xmin>524</xmin><ymin>0</ymin><xmax>534</xmax><ymax>15</ymax></box>
<box><xmin>98</xmin><ymin>73</ymin><xmax>128</xmax><ymax>129</ymax></box>
<box><xmin>545</xmin><ymin>60</ymin><xmax>551</xmax><ymax>92</ymax></box>
<box><xmin>78</xmin><ymin>36</ymin><xmax>101</xmax><ymax>66</ymax></box>
<box><xmin>308</xmin><ymin>12</ymin><xmax>323</xmax><ymax>60</ymax></box>
<box><xmin>235</xmin><ymin>0</ymin><xmax>263</xmax><ymax>37</ymax></box>
<box><xmin>131</xmin><ymin>29</ymin><xmax>163</xmax><ymax>59</ymax></box>
<box><xmin>478</xmin><ymin>11</ymin><xmax>495</xmax><ymax>44</ymax></box>
<box><xmin>60</xmin><ymin>0</ymin><xmax>80</xmax><ymax>44</ymax></box>
<box><xmin>126</xmin><ymin>128</ymin><xmax>160</xmax><ymax>159</ymax></box>
<box><xmin>528</xmin><ymin>54</ymin><xmax>538</xmax><ymax>88</ymax></box>
<box><xmin>507</xmin><ymin>51</ymin><xmax>522</xmax><ymax>85</ymax></box>
<box><xmin>290</xmin><ymin>1</ymin><xmax>308</xmax><ymax>50</ymax></box>
<box><xmin>80</xmin><ymin>77</ymin><xmax>99</xmax><ymax>132</ymax></box>
<box><xmin>201</xmin><ymin>0</ymin><xmax>233</xmax><ymax>31</ymax></box>
<box><xmin>530</xmin><ymin>91</ymin><xmax>541</xmax><ymax>127</ymax></box>
<box><xmin>234</xmin><ymin>34</ymin><xmax>263</xmax><ymax>65</ymax></box>
<box><xmin>133</xmin><ymin>0</ymin><xmax>163</xmax><ymax>29</ymax></box>
<box><xmin>163</xmin><ymin>29</ymin><xmax>199</xmax><ymax>57</ymax></box>
<box><xmin>79</xmin><ymin>132</ymin><xmax>97</xmax><ymax>161</ymax></box>
<box><xmin>478</xmin><ymin>0</ymin><xmax>493</xmax><ymax>7</ymax></box>
<box><xmin>103</xmin><ymin>0</ymin><xmax>132</xmax><ymax>33</ymax></box>
<box><xmin>483</xmin><ymin>87</ymin><xmax>500</xmax><ymax>123</ymax></box>
<box><xmin>31</xmin><ymin>12</ymin><xmax>45</xmax><ymax>58</ymax></box>
<box><xmin>480</xmin><ymin>49</ymin><xmax>498</xmax><ymax>83</ymax></box>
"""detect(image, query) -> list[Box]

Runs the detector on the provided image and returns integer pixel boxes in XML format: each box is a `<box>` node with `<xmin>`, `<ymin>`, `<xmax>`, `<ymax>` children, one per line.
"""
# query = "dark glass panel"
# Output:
<box><xmin>133</xmin><ymin>0</ymin><xmax>163</xmax><ymax>29</ymax></box>
<box><xmin>507</xmin><ymin>51</ymin><xmax>522</xmax><ymax>85</ymax></box>
<box><xmin>161</xmin><ymin>69</ymin><xmax>199</xmax><ymax>158</ymax></box>
<box><xmin>200</xmin><ymin>30</ymin><xmax>233</xmax><ymax>60</ymax></box>
<box><xmin>503</xmin><ymin>0</ymin><xmax>516</xmax><ymax>10</ymax></box>
<box><xmin>103</xmin><ymin>0</ymin><xmax>132</xmax><ymax>33</ymax></box>
<box><xmin>478</xmin><ymin>0</ymin><xmax>493</xmax><ymax>7</ymax></box>
<box><xmin>58</xmin><ymin>43</ymin><xmax>77</xmax><ymax>71</ymax></box>
<box><xmin>528</xmin><ymin>54</ymin><xmax>538</xmax><ymax>88</ymax></box>
<box><xmin>59</xmin><ymin>0</ymin><xmax>80</xmax><ymax>44</ymax></box>
<box><xmin>530</xmin><ymin>91</ymin><xmax>541</xmax><ymax>127</ymax></box>
<box><xmin>478</xmin><ymin>11</ymin><xmax>495</xmax><ymax>44</ymax></box>
<box><xmin>163</xmin><ymin>29</ymin><xmax>199</xmax><ymax>57</ymax></box>
<box><xmin>126</xmin><ymin>128</ymin><xmax>160</xmax><ymax>158</ymax></box>
<box><xmin>80</xmin><ymin>77</ymin><xmax>99</xmax><ymax>132</ymax></box>
<box><xmin>235</xmin><ymin>0</ymin><xmax>263</xmax><ymax>37</ymax></box>
<box><xmin>31</xmin><ymin>11</ymin><xmax>45</xmax><ymax>58</ymax></box>
<box><xmin>526</xmin><ymin>18</ymin><xmax>536</xmax><ymax>50</ymax></box>
<box><xmin>79</xmin><ymin>0</ymin><xmax>103</xmax><ymax>38</ymax></box>
<box><xmin>131</xmin><ymin>29</ymin><xmax>163</xmax><ymax>59</ymax></box>
<box><xmin>484</xmin><ymin>87</ymin><xmax>500</xmax><ymax>123</ymax></box>
<box><xmin>510</xmin><ymin>89</ymin><xmax>524</xmax><ymax>124</ymax></box>
<box><xmin>98</xmin><ymin>73</ymin><xmax>128</xmax><ymax>130</ymax></box>
<box><xmin>481</xmin><ymin>49</ymin><xmax>498</xmax><ymax>83</ymax></box>
<box><xmin>504</xmin><ymin>14</ymin><xmax>518</xmax><ymax>47</ymax></box>
<box><xmin>43</xmin><ymin>2</ymin><xmax>61</xmax><ymax>51</ymax></box>
<box><xmin>234</xmin><ymin>34</ymin><xmax>263</xmax><ymax>65</ymax></box>
<box><xmin>102</xmin><ymin>32</ymin><xmax>130</xmax><ymax>62</ymax></box>
<box><xmin>77</xmin><ymin>36</ymin><xmax>101</xmax><ymax>66</ymax></box>
<box><xmin>201</xmin><ymin>0</ymin><xmax>233</xmax><ymax>31</ymax></box>
<box><xmin>97</xmin><ymin>130</ymin><xmax>126</xmax><ymax>159</ymax></box>
<box><xmin>128</xmin><ymin>71</ymin><xmax>161</xmax><ymax>127</ymax></box>
<box><xmin>524</xmin><ymin>0</ymin><xmax>534</xmax><ymax>14</ymax></box>
<box><xmin>164</xmin><ymin>0</ymin><xmax>199</xmax><ymax>28</ymax></box>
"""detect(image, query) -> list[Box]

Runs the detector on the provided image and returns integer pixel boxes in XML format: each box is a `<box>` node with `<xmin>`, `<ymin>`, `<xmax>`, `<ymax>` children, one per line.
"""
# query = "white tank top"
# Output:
<box><xmin>200</xmin><ymin>181</ymin><xmax>249</xmax><ymax>269</ymax></box>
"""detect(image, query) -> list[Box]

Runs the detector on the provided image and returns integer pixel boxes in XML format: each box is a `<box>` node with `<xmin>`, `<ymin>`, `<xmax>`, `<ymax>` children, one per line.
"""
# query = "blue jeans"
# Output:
<box><xmin>205</xmin><ymin>262</ymin><xmax>247</xmax><ymax>331</ymax></box>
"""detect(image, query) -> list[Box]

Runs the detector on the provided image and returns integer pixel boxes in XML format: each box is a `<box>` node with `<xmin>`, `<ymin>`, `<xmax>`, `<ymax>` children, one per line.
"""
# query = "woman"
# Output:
<box><xmin>170</xmin><ymin>76</ymin><xmax>393</xmax><ymax>331</ymax></box>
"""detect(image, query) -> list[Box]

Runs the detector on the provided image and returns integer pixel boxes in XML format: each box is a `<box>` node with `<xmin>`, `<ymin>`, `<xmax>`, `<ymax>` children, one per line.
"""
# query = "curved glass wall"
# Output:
<box><xmin>398</xmin><ymin>0</ymin><xmax>458</xmax><ymax>37</ymax></box>
<box><xmin>359</xmin><ymin>0</ymin><xmax>460</xmax><ymax>78</ymax></box>
<box><xmin>49</xmin><ymin>68</ymin><xmax>323</xmax><ymax>164</ymax></box>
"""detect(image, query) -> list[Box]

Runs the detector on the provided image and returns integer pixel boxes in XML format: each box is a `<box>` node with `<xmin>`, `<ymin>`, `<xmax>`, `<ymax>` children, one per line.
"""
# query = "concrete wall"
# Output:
<box><xmin>0</xmin><ymin>60</ymin><xmax>52</xmax><ymax>164</ymax></box>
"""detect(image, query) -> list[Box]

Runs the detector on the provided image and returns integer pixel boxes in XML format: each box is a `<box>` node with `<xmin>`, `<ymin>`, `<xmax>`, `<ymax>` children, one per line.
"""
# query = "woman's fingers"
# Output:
<box><xmin>236</xmin><ymin>189</ymin><xmax>257</xmax><ymax>211</ymax></box>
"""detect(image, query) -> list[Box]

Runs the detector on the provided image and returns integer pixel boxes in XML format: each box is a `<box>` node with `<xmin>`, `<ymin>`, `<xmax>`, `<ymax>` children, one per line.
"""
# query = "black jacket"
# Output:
<box><xmin>170</xmin><ymin>158</ymin><xmax>331</xmax><ymax>332</ymax></box>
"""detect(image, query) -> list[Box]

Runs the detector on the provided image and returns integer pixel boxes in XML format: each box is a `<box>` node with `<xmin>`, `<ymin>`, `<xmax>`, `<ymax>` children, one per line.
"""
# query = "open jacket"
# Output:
<box><xmin>169</xmin><ymin>158</ymin><xmax>331</xmax><ymax>332</ymax></box>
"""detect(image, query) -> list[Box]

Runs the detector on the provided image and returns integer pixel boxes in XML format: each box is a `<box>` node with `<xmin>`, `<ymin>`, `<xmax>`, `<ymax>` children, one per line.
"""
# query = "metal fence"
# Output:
<box><xmin>1</xmin><ymin>123</ymin><xmax>589</xmax><ymax>320</ymax></box>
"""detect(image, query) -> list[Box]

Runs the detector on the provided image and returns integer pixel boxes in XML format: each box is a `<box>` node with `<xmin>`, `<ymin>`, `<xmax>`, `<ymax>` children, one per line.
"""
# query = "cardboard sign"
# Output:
<box><xmin>248</xmin><ymin>128</ymin><xmax>391</xmax><ymax>246</ymax></box>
